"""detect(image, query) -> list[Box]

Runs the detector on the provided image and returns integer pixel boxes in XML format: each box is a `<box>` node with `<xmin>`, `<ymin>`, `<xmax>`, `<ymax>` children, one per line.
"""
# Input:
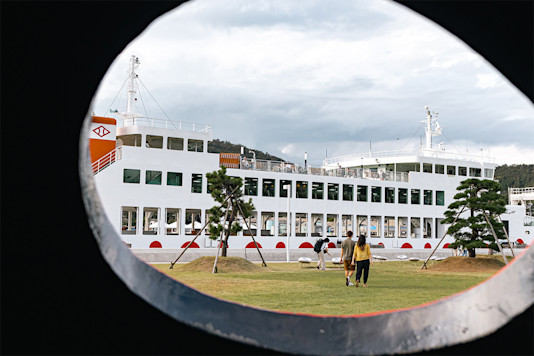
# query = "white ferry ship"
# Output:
<box><xmin>90</xmin><ymin>56</ymin><xmax>533</xmax><ymax>251</ymax></box>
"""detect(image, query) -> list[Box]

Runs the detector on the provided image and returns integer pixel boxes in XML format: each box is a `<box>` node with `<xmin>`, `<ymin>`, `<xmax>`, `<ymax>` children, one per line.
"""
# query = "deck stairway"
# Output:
<box><xmin>92</xmin><ymin>146</ymin><xmax>122</xmax><ymax>175</ymax></box>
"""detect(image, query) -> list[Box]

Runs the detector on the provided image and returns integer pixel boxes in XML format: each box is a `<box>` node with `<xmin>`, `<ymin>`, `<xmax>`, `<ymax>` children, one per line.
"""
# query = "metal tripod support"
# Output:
<box><xmin>421</xmin><ymin>205</ymin><xmax>466</xmax><ymax>269</ymax></box>
<box><xmin>498</xmin><ymin>215</ymin><xmax>515</xmax><ymax>258</ymax></box>
<box><xmin>169</xmin><ymin>189</ymin><xmax>236</xmax><ymax>269</ymax></box>
<box><xmin>482</xmin><ymin>210</ymin><xmax>508</xmax><ymax>265</ymax></box>
<box><xmin>236</xmin><ymin>200</ymin><xmax>267</xmax><ymax>267</ymax></box>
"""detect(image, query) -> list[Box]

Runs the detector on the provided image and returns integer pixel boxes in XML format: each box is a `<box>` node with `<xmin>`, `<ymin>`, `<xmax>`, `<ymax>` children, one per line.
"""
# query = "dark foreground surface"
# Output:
<box><xmin>2</xmin><ymin>1</ymin><xmax>532</xmax><ymax>355</ymax></box>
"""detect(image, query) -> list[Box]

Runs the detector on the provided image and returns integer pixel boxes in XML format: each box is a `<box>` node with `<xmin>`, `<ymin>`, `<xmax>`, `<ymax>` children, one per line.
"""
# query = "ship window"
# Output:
<box><xmin>357</xmin><ymin>185</ymin><xmax>368</xmax><ymax>202</ymax></box>
<box><xmin>262</xmin><ymin>179</ymin><xmax>275</xmax><ymax>197</ymax></box>
<box><xmin>204</xmin><ymin>209</ymin><xmax>214</xmax><ymax>236</ymax></box>
<box><xmin>245</xmin><ymin>177</ymin><xmax>258</xmax><ymax>196</ymax></box>
<box><xmin>398</xmin><ymin>188</ymin><xmax>408</xmax><ymax>204</ymax></box>
<box><xmin>118</xmin><ymin>134</ymin><xmax>141</xmax><ymax>147</ymax></box>
<box><xmin>146</xmin><ymin>170</ymin><xmax>162</xmax><ymax>185</ymax></box>
<box><xmin>341</xmin><ymin>215</ymin><xmax>353</xmax><ymax>237</ymax></box>
<box><xmin>459</xmin><ymin>166</ymin><xmax>467</xmax><ymax>176</ymax></box>
<box><xmin>396</xmin><ymin>162</ymin><xmax>420</xmax><ymax>173</ymax></box>
<box><xmin>424</xmin><ymin>218</ymin><xmax>433</xmax><ymax>238</ymax></box>
<box><xmin>370</xmin><ymin>216</ymin><xmax>381</xmax><ymax>237</ymax></box>
<box><xmin>311</xmin><ymin>214</ymin><xmax>323</xmax><ymax>237</ymax></box>
<box><xmin>469</xmin><ymin>167</ymin><xmax>481</xmax><ymax>177</ymax></box>
<box><xmin>423</xmin><ymin>163</ymin><xmax>432</xmax><ymax>173</ymax></box>
<box><xmin>187</xmin><ymin>139</ymin><xmax>204</xmax><ymax>152</ymax></box>
<box><xmin>191</xmin><ymin>174</ymin><xmax>202</xmax><ymax>193</ymax></box>
<box><xmin>296</xmin><ymin>181</ymin><xmax>308</xmax><ymax>199</ymax></box>
<box><xmin>435</xmin><ymin>164</ymin><xmax>445</xmax><ymax>174</ymax></box>
<box><xmin>327</xmin><ymin>183</ymin><xmax>339</xmax><ymax>200</ymax></box>
<box><xmin>436</xmin><ymin>191</ymin><xmax>445</xmax><ymax>206</ymax></box>
<box><xmin>327</xmin><ymin>214</ymin><xmax>338</xmax><ymax>237</ymax></box>
<box><xmin>424</xmin><ymin>190</ymin><xmax>432</xmax><ymax>205</ymax></box>
<box><xmin>357</xmin><ymin>216</ymin><xmax>367</xmax><ymax>237</ymax></box>
<box><xmin>371</xmin><ymin>186</ymin><xmax>381</xmax><ymax>203</ymax></box>
<box><xmin>384</xmin><ymin>216</ymin><xmax>395</xmax><ymax>238</ymax></box>
<box><xmin>185</xmin><ymin>209</ymin><xmax>201</xmax><ymax>235</ymax></box>
<box><xmin>280</xmin><ymin>180</ymin><xmax>292</xmax><ymax>198</ymax></box>
<box><xmin>295</xmin><ymin>213</ymin><xmax>308</xmax><ymax>237</ymax></box>
<box><xmin>484</xmin><ymin>168</ymin><xmax>494</xmax><ymax>178</ymax></box>
<box><xmin>312</xmin><ymin>182</ymin><xmax>324</xmax><ymax>199</ymax></box>
<box><xmin>278</xmin><ymin>212</ymin><xmax>289</xmax><ymax>237</ymax></box>
<box><xmin>261</xmin><ymin>212</ymin><xmax>275</xmax><ymax>236</ymax></box>
<box><xmin>398</xmin><ymin>217</ymin><xmax>408</xmax><ymax>238</ymax></box>
<box><xmin>411</xmin><ymin>189</ymin><xmax>420</xmax><ymax>204</ymax></box>
<box><xmin>146</xmin><ymin>135</ymin><xmax>163</xmax><ymax>149</ymax></box>
<box><xmin>123</xmin><ymin>169</ymin><xmax>140</xmax><ymax>184</ymax></box>
<box><xmin>165</xmin><ymin>208</ymin><xmax>180</xmax><ymax>235</ymax></box>
<box><xmin>167</xmin><ymin>172</ymin><xmax>182</xmax><ymax>186</ymax></box>
<box><xmin>447</xmin><ymin>165</ymin><xmax>456</xmax><ymax>175</ymax></box>
<box><xmin>385</xmin><ymin>187</ymin><xmax>395</xmax><ymax>203</ymax></box>
<box><xmin>167</xmin><ymin>137</ymin><xmax>184</xmax><ymax>150</ymax></box>
<box><xmin>121</xmin><ymin>207</ymin><xmax>138</xmax><ymax>235</ymax></box>
<box><xmin>342</xmin><ymin>184</ymin><xmax>353</xmax><ymax>201</ymax></box>
<box><xmin>243</xmin><ymin>211</ymin><xmax>257</xmax><ymax>237</ymax></box>
<box><xmin>142</xmin><ymin>207</ymin><xmax>159</xmax><ymax>235</ymax></box>
<box><xmin>411</xmin><ymin>217</ymin><xmax>421</xmax><ymax>238</ymax></box>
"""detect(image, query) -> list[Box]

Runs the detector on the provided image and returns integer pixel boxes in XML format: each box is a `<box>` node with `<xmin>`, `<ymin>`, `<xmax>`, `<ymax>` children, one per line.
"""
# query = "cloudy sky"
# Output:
<box><xmin>92</xmin><ymin>0</ymin><xmax>534</xmax><ymax>166</ymax></box>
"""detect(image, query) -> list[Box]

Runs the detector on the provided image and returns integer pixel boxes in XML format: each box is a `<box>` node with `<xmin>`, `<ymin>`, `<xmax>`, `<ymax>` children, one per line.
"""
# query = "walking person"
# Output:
<box><xmin>314</xmin><ymin>237</ymin><xmax>330</xmax><ymax>270</ymax></box>
<box><xmin>341</xmin><ymin>231</ymin><xmax>356</xmax><ymax>286</ymax></box>
<box><xmin>351</xmin><ymin>235</ymin><xmax>373</xmax><ymax>287</ymax></box>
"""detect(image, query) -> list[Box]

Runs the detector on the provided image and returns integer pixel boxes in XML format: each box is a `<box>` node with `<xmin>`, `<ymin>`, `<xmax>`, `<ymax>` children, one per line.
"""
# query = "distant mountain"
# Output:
<box><xmin>208</xmin><ymin>139</ymin><xmax>286</xmax><ymax>162</ymax></box>
<box><xmin>495</xmin><ymin>164</ymin><xmax>534</xmax><ymax>193</ymax></box>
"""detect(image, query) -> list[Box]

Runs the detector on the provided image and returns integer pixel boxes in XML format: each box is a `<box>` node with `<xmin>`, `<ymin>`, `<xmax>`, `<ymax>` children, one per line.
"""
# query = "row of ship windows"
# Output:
<box><xmin>121</xmin><ymin>207</ymin><xmax>444</xmax><ymax>239</ymax></box>
<box><xmin>123</xmin><ymin>169</ymin><xmax>445</xmax><ymax>205</ymax></box>
<box><xmin>118</xmin><ymin>134</ymin><xmax>205</xmax><ymax>152</ymax></box>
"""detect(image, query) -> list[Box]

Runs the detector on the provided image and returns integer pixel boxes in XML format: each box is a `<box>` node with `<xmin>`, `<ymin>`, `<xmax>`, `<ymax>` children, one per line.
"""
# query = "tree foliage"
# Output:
<box><xmin>494</xmin><ymin>164</ymin><xmax>534</xmax><ymax>202</ymax></box>
<box><xmin>442</xmin><ymin>179</ymin><xmax>507</xmax><ymax>257</ymax></box>
<box><xmin>206</xmin><ymin>166</ymin><xmax>255</xmax><ymax>257</ymax></box>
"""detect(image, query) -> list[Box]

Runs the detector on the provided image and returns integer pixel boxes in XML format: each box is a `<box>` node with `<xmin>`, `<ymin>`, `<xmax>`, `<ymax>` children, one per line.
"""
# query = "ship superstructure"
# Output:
<box><xmin>91</xmin><ymin>55</ymin><xmax>533</xmax><ymax>250</ymax></box>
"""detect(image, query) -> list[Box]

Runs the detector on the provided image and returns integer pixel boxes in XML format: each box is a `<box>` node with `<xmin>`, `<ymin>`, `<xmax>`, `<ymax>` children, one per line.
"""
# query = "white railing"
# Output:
<box><xmin>236</xmin><ymin>158</ymin><xmax>409</xmax><ymax>182</ymax></box>
<box><xmin>92</xmin><ymin>146</ymin><xmax>122</xmax><ymax>175</ymax></box>
<box><xmin>117</xmin><ymin>117</ymin><xmax>212</xmax><ymax>133</ymax></box>
<box><xmin>323</xmin><ymin>148</ymin><xmax>495</xmax><ymax>166</ymax></box>
<box><xmin>509</xmin><ymin>187</ymin><xmax>534</xmax><ymax>195</ymax></box>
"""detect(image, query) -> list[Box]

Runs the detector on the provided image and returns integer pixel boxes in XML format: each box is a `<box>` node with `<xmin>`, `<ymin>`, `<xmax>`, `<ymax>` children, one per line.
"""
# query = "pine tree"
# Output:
<box><xmin>206</xmin><ymin>166</ymin><xmax>255</xmax><ymax>257</ymax></box>
<box><xmin>442</xmin><ymin>179</ymin><xmax>506</xmax><ymax>257</ymax></box>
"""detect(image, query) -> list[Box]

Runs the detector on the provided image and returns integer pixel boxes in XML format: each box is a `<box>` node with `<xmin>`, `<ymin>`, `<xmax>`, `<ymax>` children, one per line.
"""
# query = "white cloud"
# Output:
<box><xmin>92</xmin><ymin>0</ymin><xmax>534</xmax><ymax>167</ymax></box>
<box><xmin>476</xmin><ymin>73</ymin><xmax>503</xmax><ymax>89</ymax></box>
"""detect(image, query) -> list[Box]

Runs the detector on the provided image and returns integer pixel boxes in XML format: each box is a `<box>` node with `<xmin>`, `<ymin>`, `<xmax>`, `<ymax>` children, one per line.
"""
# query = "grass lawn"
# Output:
<box><xmin>152</xmin><ymin>258</ymin><xmax>497</xmax><ymax>315</ymax></box>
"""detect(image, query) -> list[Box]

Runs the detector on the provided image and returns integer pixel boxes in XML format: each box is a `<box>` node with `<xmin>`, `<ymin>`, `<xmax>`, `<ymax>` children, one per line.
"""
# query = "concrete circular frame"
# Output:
<box><xmin>79</xmin><ymin>5</ymin><xmax>534</xmax><ymax>355</ymax></box>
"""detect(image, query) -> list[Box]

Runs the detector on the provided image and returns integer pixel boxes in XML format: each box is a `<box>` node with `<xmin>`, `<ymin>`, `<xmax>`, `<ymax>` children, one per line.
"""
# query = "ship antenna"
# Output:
<box><xmin>422</xmin><ymin>105</ymin><xmax>442</xmax><ymax>150</ymax></box>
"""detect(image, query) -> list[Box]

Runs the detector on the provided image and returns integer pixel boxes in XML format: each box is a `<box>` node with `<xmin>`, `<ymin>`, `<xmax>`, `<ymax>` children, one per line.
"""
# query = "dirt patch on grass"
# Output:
<box><xmin>428</xmin><ymin>255</ymin><xmax>509</xmax><ymax>272</ymax></box>
<box><xmin>178</xmin><ymin>256</ymin><xmax>263</xmax><ymax>273</ymax></box>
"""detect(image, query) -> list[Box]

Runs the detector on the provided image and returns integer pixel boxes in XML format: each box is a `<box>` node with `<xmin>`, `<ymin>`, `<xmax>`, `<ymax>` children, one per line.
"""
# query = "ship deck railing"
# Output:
<box><xmin>117</xmin><ymin>117</ymin><xmax>212</xmax><ymax>133</ymax></box>
<box><xmin>323</xmin><ymin>148</ymin><xmax>496</xmax><ymax>166</ymax></box>
<box><xmin>238</xmin><ymin>158</ymin><xmax>409</xmax><ymax>182</ymax></box>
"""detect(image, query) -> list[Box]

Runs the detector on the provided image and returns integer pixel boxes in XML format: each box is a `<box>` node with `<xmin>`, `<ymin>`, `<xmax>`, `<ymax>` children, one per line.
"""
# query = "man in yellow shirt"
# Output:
<box><xmin>351</xmin><ymin>235</ymin><xmax>374</xmax><ymax>287</ymax></box>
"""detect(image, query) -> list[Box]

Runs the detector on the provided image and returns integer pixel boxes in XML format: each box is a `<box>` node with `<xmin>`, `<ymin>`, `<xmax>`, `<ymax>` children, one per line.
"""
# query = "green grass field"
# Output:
<box><xmin>153</xmin><ymin>258</ymin><xmax>498</xmax><ymax>315</ymax></box>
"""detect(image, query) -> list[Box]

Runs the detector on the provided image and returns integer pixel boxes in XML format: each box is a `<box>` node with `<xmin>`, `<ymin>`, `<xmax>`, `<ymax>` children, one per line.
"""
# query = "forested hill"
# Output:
<box><xmin>208</xmin><ymin>139</ymin><xmax>285</xmax><ymax>162</ymax></box>
<box><xmin>495</xmin><ymin>164</ymin><xmax>534</xmax><ymax>192</ymax></box>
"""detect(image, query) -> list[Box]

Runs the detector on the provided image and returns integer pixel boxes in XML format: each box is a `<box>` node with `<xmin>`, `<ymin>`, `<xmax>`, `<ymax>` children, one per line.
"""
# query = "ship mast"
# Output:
<box><xmin>423</xmin><ymin>105</ymin><xmax>442</xmax><ymax>150</ymax></box>
<box><xmin>125</xmin><ymin>55</ymin><xmax>140</xmax><ymax>121</ymax></box>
